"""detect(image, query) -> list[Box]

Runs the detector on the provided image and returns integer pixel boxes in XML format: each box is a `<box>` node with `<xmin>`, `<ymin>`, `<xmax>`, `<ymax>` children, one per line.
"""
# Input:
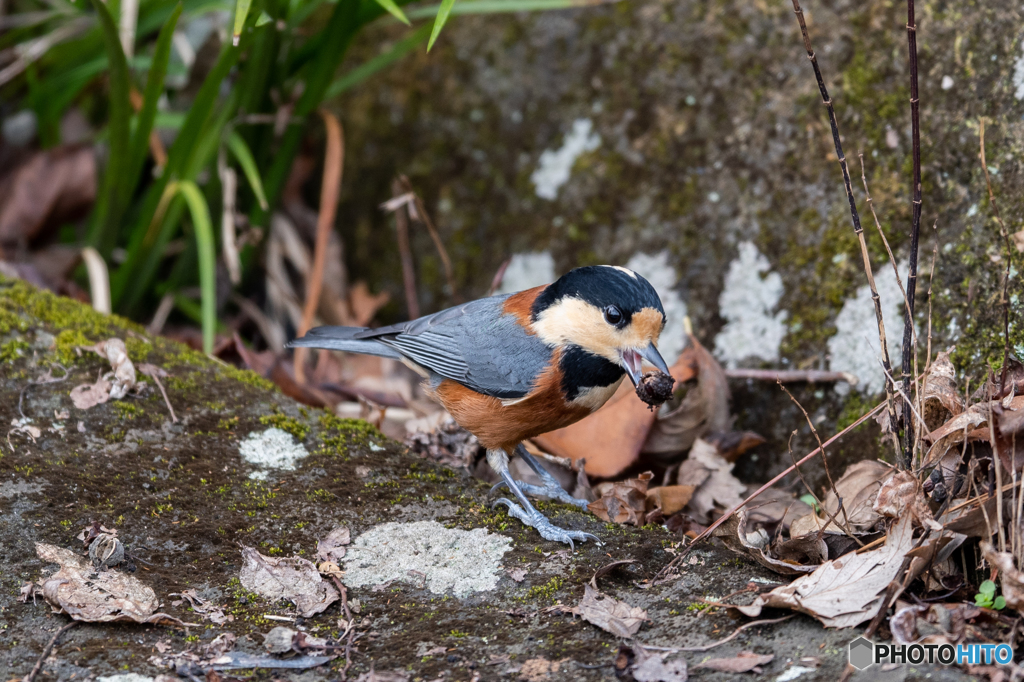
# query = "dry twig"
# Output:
<box><xmin>294</xmin><ymin>110</ymin><xmax>345</xmax><ymax>384</ymax></box>
<box><xmin>790</xmin><ymin>0</ymin><xmax>900</xmax><ymax>465</ymax></box>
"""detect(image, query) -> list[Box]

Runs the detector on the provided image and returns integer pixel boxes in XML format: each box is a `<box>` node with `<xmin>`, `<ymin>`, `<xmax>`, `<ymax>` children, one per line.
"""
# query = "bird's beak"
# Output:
<box><xmin>619</xmin><ymin>344</ymin><xmax>671</xmax><ymax>387</ymax></box>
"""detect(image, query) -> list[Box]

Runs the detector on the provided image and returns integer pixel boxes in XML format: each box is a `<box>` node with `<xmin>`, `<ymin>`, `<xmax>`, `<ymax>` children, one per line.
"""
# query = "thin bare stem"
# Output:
<box><xmin>24</xmin><ymin>621</ymin><xmax>79</xmax><ymax>682</ymax></box>
<box><xmin>779</xmin><ymin>382</ymin><xmax>858</xmax><ymax>540</ymax></box>
<box><xmin>790</xmin><ymin>0</ymin><xmax>901</xmax><ymax>466</ymax></box>
<box><xmin>294</xmin><ymin>111</ymin><xmax>344</xmax><ymax>384</ymax></box>
<box><xmin>391</xmin><ymin>179</ymin><xmax>420</xmax><ymax>320</ymax></box>
<box><xmin>902</xmin><ymin>0</ymin><xmax>923</xmax><ymax>465</ymax></box>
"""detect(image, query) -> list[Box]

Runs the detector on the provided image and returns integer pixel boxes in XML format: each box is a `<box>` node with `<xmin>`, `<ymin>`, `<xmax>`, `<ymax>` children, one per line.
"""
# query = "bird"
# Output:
<box><xmin>288</xmin><ymin>265</ymin><xmax>671</xmax><ymax>548</ymax></box>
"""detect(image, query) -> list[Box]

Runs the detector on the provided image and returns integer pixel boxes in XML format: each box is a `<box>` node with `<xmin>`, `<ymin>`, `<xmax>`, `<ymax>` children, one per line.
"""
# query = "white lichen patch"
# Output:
<box><xmin>827</xmin><ymin>261</ymin><xmax>908</xmax><ymax>395</ymax></box>
<box><xmin>343</xmin><ymin>521</ymin><xmax>512</xmax><ymax>597</ymax></box>
<box><xmin>625</xmin><ymin>251</ymin><xmax>688</xmax><ymax>364</ymax></box>
<box><xmin>496</xmin><ymin>251</ymin><xmax>556</xmax><ymax>295</ymax></box>
<box><xmin>530</xmin><ymin>118</ymin><xmax>600</xmax><ymax>200</ymax></box>
<box><xmin>713</xmin><ymin>242</ymin><xmax>788</xmax><ymax>368</ymax></box>
<box><xmin>239</xmin><ymin>428</ymin><xmax>308</xmax><ymax>478</ymax></box>
<box><xmin>1015</xmin><ymin>40</ymin><xmax>1024</xmax><ymax>99</ymax></box>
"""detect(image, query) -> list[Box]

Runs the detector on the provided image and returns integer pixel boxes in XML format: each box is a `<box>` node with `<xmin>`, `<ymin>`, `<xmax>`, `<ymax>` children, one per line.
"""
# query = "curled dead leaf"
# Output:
<box><xmin>239</xmin><ymin>546</ymin><xmax>339</xmax><ymax>618</ymax></box>
<box><xmin>33</xmin><ymin>543</ymin><xmax>190</xmax><ymax>626</ymax></box>
<box><xmin>820</xmin><ymin>459</ymin><xmax>892</xmax><ymax>532</ymax></box>
<box><xmin>589</xmin><ymin>472</ymin><xmax>653</xmax><ymax>526</ymax></box>
<box><xmin>70</xmin><ymin>374</ymin><xmax>111</xmax><ymax>410</ymax></box>
<box><xmin>680</xmin><ymin>439</ymin><xmax>745</xmax><ymax>524</ymax></box>
<box><xmin>734</xmin><ymin>515</ymin><xmax>914</xmax><ymax>627</ymax></box>
<box><xmin>922</xmin><ymin>352</ymin><xmax>963</xmax><ymax>432</ymax></box>
<box><xmin>873</xmin><ymin>470</ymin><xmax>942</xmax><ymax>531</ymax></box>
<box><xmin>695</xmin><ymin>651</ymin><xmax>774</xmax><ymax>673</ymax></box>
<box><xmin>316</xmin><ymin>526</ymin><xmax>350</xmax><ymax>563</ymax></box>
<box><xmin>568</xmin><ymin>584</ymin><xmax>648</xmax><ymax>637</ymax></box>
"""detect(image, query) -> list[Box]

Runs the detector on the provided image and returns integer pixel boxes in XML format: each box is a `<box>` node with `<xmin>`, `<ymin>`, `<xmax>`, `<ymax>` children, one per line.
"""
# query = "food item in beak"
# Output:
<box><xmin>636</xmin><ymin>370</ymin><xmax>675</xmax><ymax>409</ymax></box>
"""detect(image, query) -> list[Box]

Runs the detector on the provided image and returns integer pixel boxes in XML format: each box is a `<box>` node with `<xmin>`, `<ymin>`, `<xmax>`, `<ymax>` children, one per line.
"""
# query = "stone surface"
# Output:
<box><xmin>335</xmin><ymin>0</ymin><xmax>1024</xmax><ymax>484</ymax></box>
<box><xmin>0</xmin><ymin>279</ymin><xmax>972</xmax><ymax>680</ymax></box>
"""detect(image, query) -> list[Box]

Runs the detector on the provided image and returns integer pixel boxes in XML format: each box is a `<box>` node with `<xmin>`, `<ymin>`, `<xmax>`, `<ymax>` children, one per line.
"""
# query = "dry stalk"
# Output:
<box><xmin>391</xmin><ymin>179</ymin><xmax>421</xmax><ymax>320</ymax></box>
<box><xmin>790</xmin><ymin>0</ymin><xmax>901</xmax><ymax>466</ymax></box>
<box><xmin>294</xmin><ymin>110</ymin><xmax>344</xmax><ymax>384</ymax></box>
<box><xmin>779</xmin><ymin>382</ymin><xmax>861</xmax><ymax>543</ymax></box>
<box><xmin>901</xmin><ymin>0</ymin><xmax>924</xmax><ymax>466</ymax></box>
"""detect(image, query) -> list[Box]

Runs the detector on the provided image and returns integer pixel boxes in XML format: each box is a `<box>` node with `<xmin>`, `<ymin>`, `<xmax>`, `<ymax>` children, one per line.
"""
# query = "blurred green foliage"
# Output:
<box><xmin>0</xmin><ymin>0</ymin><xmax>595</xmax><ymax>351</ymax></box>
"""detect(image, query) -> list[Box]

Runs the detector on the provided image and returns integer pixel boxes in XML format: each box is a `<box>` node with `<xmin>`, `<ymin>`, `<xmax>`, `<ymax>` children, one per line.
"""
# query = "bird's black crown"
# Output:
<box><xmin>530</xmin><ymin>265</ymin><xmax>666</xmax><ymax>324</ymax></box>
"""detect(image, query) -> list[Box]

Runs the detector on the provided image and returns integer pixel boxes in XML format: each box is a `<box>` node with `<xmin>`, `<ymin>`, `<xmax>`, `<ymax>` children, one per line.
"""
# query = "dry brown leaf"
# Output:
<box><xmin>589</xmin><ymin>472</ymin><xmax>653</xmax><ymax>526</ymax></box>
<box><xmin>70</xmin><ymin>374</ymin><xmax>111</xmax><ymax>410</ymax></box>
<box><xmin>0</xmin><ymin>145</ymin><xmax>96</xmax><ymax>243</ymax></box>
<box><xmin>735</xmin><ymin>515</ymin><xmax>914</xmax><ymax>627</ymax></box>
<box><xmin>873</xmin><ymin>470</ymin><xmax>942</xmax><ymax>531</ymax></box>
<box><xmin>169</xmin><ymin>589</ymin><xmax>230</xmax><ymax>625</ymax></box>
<box><xmin>239</xmin><ymin>546</ymin><xmax>339</xmax><ymax>617</ymax></box>
<box><xmin>820</xmin><ymin>459</ymin><xmax>892</xmax><ymax>531</ymax></box>
<box><xmin>890</xmin><ymin>602</ymin><xmax>980</xmax><ymax>646</ymax></box>
<box><xmin>316</xmin><ymin>526</ymin><xmax>350</xmax><ymax>563</ymax></box>
<box><xmin>643</xmin><ymin>337</ymin><xmax>730</xmax><ymax>460</ymax></box>
<box><xmin>922</xmin><ymin>352</ymin><xmax>963</xmax><ymax>432</ymax></box>
<box><xmin>92</xmin><ymin>338</ymin><xmax>137</xmax><ymax>398</ymax></box>
<box><xmin>695</xmin><ymin>651</ymin><xmax>774</xmax><ymax>673</ymax></box>
<box><xmin>703</xmin><ymin>430</ymin><xmax>766</xmax><ymax>463</ymax></box>
<box><xmin>745</xmin><ymin>488</ymin><xmax>814</xmax><ymax>531</ymax></box>
<box><xmin>33</xmin><ymin>543</ymin><xmax>188</xmax><ymax>626</ymax></box>
<box><xmin>982</xmin><ymin>543</ymin><xmax>1024</xmax><ymax>611</ymax></box>
<box><xmin>569</xmin><ymin>584</ymin><xmax>648</xmax><ymax>637</ymax></box>
<box><xmin>714</xmin><ymin>510</ymin><xmax>820</xmax><ymax>575</ymax></box>
<box><xmin>632</xmin><ymin>650</ymin><xmax>688</xmax><ymax>681</ymax></box>
<box><xmin>683</xmin><ymin>439</ymin><xmax>745</xmax><ymax>524</ymax></box>
<box><xmin>922</xmin><ymin>403</ymin><xmax>991</xmax><ymax>468</ymax></box>
<box><xmin>645</xmin><ymin>485</ymin><xmax>695</xmax><ymax>517</ymax></box>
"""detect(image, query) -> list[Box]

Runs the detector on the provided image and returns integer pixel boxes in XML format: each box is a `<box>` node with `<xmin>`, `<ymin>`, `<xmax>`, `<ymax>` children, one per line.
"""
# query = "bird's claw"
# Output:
<box><xmin>492</xmin><ymin>498</ymin><xmax>599</xmax><ymax>550</ymax></box>
<box><xmin>489</xmin><ymin>478</ymin><xmax>590</xmax><ymax>511</ymax></box>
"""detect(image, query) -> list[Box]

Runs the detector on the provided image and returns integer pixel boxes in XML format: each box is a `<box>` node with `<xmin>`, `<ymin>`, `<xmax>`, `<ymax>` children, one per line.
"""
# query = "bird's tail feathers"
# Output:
<box><xmin>287</xmin><ymin>326</ymin><xmax>401</xmax><ymax>360</ymax></box>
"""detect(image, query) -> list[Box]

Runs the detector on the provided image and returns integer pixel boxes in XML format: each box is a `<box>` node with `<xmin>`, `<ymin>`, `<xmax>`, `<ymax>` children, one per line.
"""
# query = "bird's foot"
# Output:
<box><xmin>490</xmin><ymin>479</ymin><xmax>590</xmax><ymax>510</ymax></box>
<box><xmin>492</xmin><ymin>498</ymin><xmax>599</xmax><ymax>551</ymax></box>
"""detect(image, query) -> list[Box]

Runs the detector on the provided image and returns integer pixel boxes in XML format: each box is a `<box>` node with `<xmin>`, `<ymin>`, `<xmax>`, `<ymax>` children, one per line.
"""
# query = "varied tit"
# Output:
<box><xmin>288</xmin><ymin>265</ymin><xmax>671</xmax><ymax>548</ymax></box>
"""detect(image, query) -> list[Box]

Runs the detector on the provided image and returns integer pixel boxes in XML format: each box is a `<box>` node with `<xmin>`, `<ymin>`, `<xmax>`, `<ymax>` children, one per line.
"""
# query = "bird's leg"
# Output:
<box><xmin>489</xmin><ymin>444</ymin><xmax>591</xmax><ymax>511</ymax></box>
<box><xmin>486</xmin><ymin>448</ymin><xmax>598</xmax><ymax>550</ymax></box>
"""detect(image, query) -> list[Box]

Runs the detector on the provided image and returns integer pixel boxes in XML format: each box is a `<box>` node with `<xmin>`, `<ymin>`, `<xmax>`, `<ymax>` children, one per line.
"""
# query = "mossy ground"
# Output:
<box><xmin>0</xmin><ymin>281</ymin><xmax>975</xmax><ymax>681</ymax></box>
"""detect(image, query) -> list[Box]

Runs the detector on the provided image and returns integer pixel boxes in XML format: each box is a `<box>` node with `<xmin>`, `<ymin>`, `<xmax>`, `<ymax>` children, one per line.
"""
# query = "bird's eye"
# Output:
<box><xmin>604</xmin><ymin>305</ymin><xmax>623</xmax><ymax>326</ymax></box>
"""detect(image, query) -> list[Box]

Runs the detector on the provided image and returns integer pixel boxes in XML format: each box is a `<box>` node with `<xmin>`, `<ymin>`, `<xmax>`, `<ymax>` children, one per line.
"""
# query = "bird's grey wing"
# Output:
<box><xmin>356</xmin><ymin>296</ymin><xmax>551</xmax><ymax>399</ymax></box>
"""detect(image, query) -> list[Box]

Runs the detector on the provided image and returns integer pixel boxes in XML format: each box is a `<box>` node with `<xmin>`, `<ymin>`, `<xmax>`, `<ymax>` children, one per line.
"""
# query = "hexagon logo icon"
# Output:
<box><xmin>849</xmin><ymin>637</ymin><xmax>875</xmax><ymax>670</ymax></box>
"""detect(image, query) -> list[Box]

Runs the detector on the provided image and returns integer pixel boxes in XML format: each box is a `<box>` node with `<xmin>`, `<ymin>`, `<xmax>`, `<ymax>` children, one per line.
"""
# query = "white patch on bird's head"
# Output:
<box><xmin>531</xmin><ymin>296</ymin><xmax>665</xmax><ymax>365</ymax></box>
<box><xmin>602</xmin><ymin>265</ymin><xmax>638</xmax><ymax>280</ymax></box>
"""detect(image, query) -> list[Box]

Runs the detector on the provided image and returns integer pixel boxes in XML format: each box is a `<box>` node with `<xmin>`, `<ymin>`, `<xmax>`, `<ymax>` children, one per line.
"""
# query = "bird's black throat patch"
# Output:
<box><xmin>558</xmin><ymin>345</ymin><xmax>624</xmax><ymax>401</ymax></box>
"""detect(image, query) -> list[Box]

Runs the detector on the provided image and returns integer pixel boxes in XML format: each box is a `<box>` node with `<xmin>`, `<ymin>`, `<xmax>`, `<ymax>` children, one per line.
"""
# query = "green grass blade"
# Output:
<box><xmin>113</xmin><ymin>39</ymin><xmax>242</xmax><ymax>311</ymax></box>
<box><xmin>227</xmin><ymin>130</ymin><xmax>269</xmax><ymax>209</ymax></box>
<box><xmin>326</xmin><ymin>22</ymin><xmax>429</xmax><ymax>98</ymax></box>
<box><xmin>175</xmin><ymin>180</ymin><xmax>218</xmax><ymax>354</ymax></box>
<box><xmin>372</xmin><ymin>0</ymin><xmax>409</xmax><ymax>25</ymax></box>
<box><xmin>257</xmin><ymin>0</ymin><xmax>360</xmax><ymax>221</ymax></box>
<box><xmin>87</xmin><ymin>0</ymin><xmax>132</xmax><ymax>254</ymax></box>
<box><xmin>406</xmin><ymin>0</ymin><xmax>607</xmax><ymax>18</ymax></box>
<box><xmin>127</xmin><ymin>2</ymin><xmax>182</xmax><ymax>194</ymax></box>
<box><xmin>232</xmin><ymin>0</ymin><xmax>252</xmax><ymax>44</ymax></box>
<box><xmin>427</xmin><ymin>0</ymin><xmax>455</xmax><ymax>51</ymax></box>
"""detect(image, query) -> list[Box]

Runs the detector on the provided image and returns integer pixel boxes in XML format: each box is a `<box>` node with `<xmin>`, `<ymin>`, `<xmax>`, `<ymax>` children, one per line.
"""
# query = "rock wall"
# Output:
<box><xmin>332</xmin><ymin>0</ymin><xmax>1024</xmax><ymax>475</ymax></box>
